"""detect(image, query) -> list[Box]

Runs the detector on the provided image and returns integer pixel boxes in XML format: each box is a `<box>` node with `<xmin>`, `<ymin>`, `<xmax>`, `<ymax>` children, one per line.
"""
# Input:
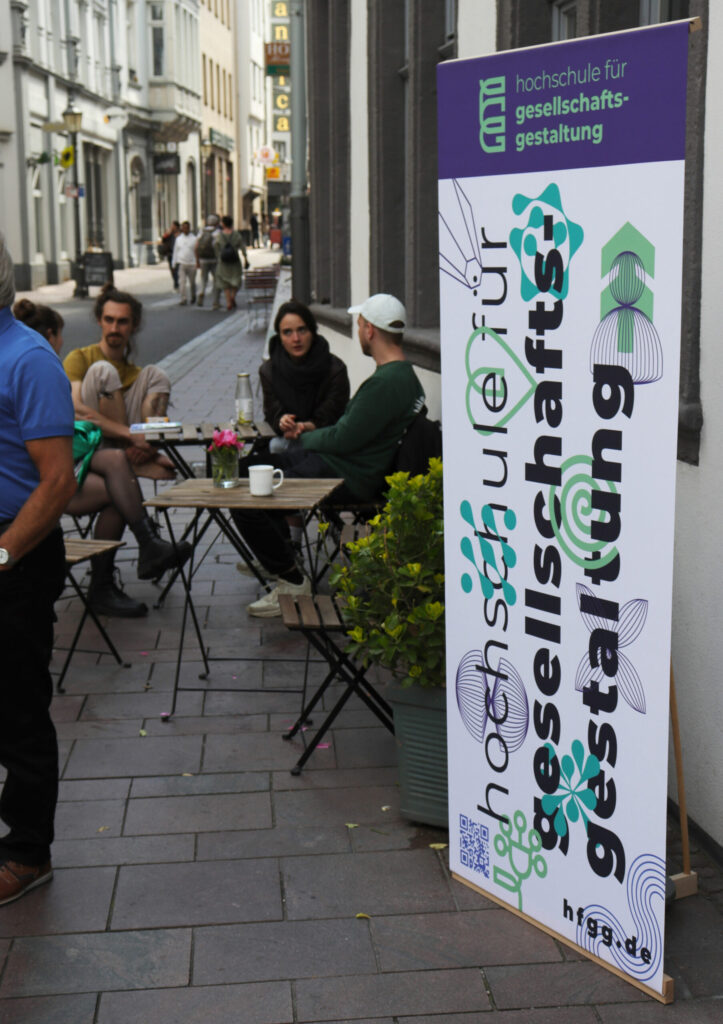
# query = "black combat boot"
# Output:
<box><xmin>131</xmin><ymin>516</ymin><xmax>192</xmax><ymax>581</ymax></box>
<box><xmin>88</xmin><ymin>551</ymin><xmax>148</xmax><ymax>618</ymax></box>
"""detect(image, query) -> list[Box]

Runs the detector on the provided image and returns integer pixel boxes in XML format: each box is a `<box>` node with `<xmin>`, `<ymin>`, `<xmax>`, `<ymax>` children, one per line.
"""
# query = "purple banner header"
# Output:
<box><xmin>437</xmin><ymin>23</ymin><xmax>689</xmax><ymax>179</ymax></box>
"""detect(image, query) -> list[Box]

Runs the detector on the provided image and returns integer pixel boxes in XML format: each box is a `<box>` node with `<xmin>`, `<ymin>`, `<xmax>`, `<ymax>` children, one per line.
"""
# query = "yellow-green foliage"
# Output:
<box><xmin>330</xmin><ymin>458</ymin><xmax>445</xmax><ymax>688</ymax></box>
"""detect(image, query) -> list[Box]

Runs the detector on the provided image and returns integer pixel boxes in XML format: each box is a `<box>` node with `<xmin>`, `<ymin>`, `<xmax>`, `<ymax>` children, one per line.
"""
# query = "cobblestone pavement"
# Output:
<box><xmin>0</xmin><ymin>265</ymin><xmax>720</xmax><ymax>1022</ymax></box>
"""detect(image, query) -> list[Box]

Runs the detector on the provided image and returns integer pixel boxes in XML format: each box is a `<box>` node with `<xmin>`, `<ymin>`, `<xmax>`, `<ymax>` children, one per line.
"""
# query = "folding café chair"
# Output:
<box><xmin>54</xmin><ymin>538</ymin><xmax>130</xmax><ymax>692</ymax></box>
<box><xmin>279</xmin><ymin>592</ymin><xmax>394</xmax><ymax>774</ymax></box>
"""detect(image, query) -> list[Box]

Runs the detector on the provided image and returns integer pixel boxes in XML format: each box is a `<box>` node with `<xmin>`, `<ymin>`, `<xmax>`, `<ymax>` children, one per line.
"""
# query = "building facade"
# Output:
<box><xmin>236</xmin><ymin>0</ymin><xmax>270</xmax><ymax>241</ymax></box>
<box><xmin>199</xmin><ymin>0</ymin><xmax>237</xmax><ymax>224</ymax></box>
<box><xmin>1</xmin><ymin>0</ymin><xmax>203</xmax><ymax>288</ymax></box>
<box><xmin>304</xmin><ymin>0</ymin><xmax>720</xmax><ymax>850</ymax></box>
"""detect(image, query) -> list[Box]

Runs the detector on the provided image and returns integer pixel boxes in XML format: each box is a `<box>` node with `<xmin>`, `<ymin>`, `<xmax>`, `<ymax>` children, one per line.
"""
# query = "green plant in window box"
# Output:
<box><xmin>330</xmin><ymin>457</ymin><xmax>445</xmax><ymax>689</ymax></box>
<box><xmin>330</xmin><ymin>457</ymin><xmax>448</xmax><ymax>826</ymax></box>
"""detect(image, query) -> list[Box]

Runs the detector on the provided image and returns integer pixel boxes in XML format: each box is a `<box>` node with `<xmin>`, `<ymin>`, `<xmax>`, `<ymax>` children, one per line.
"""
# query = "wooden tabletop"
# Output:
<box><xmin>144</xmin><ymin>421</ymin><xmax>275</xmax><ymax>445</ymax></box>
<box><xmin>143</xmin><ymin>477</ymin><xmax>344</xmax><ymax>511</ymax></box>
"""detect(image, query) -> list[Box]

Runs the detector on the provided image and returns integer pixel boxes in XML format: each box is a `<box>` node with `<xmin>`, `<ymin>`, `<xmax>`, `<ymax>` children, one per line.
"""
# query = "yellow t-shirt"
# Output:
<box><xmin>63</xmin><ymin>343</ymin><xmax>141</xmax><ymax>391</ymax></box>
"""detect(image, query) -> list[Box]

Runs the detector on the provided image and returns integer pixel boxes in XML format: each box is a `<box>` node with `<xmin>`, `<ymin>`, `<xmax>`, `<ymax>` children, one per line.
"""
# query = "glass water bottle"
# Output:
<box><xmin>235</xmin><ymin>373</ymin><xmax>253</xmax><ymax>425</ymax></box>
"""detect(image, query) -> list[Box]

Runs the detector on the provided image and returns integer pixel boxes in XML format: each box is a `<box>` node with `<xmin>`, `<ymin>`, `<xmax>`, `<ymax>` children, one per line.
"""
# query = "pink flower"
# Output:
<box><xmin>208</xmin><ymin>428</ymin><xmax>243</xmax><ymax>452</ymax></box>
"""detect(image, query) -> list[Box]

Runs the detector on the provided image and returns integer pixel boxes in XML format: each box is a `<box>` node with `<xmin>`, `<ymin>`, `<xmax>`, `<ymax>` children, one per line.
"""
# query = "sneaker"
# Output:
<box><xmin>235</xmin><ymin>560</ymin><xmax>277</xmax><ymax>581</ymax></box>
<box><xmin>247</xmin><ymin>577</ymin><xmax>311</xmax><ymax>618</ymax></box>
<box><xmin>0</xmin><ymin>860</ymin><xmax>53</xmax><ymax>906</ymax></box>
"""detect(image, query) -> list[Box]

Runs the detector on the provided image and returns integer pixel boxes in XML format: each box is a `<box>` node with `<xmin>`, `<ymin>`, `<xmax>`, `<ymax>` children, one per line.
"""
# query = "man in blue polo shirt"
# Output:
<box><xmin>0</xmin><ymin>234</ymin><xmax>76</xmax><ymax>906</ymax></box>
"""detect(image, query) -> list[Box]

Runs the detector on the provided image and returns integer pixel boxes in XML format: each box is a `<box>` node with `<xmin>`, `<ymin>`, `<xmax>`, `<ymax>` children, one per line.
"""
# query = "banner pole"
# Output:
<box><xmin>669</xmin><ymin>661</ymin><xmax>698</xmax><ymax>898</ymax></box>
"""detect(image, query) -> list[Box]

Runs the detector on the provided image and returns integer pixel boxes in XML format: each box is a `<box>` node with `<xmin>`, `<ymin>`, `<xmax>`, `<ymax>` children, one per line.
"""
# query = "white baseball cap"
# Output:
<box><xmin>347</xmin><ymin>293</ymin><xmax>406</xmax><ymax>333</ymax></box>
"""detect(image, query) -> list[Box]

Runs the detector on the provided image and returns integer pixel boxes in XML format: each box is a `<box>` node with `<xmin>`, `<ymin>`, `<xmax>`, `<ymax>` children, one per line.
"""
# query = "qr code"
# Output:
<box><xmin>459</xmin><ymin>814</ymin><xmax>490</xmax><ymax>876</ymax></box>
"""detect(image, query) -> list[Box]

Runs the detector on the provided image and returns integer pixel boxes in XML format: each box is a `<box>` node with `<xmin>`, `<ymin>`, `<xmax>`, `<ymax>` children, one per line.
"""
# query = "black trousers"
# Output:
<box><xmin>0</xmin><ymin>527</ymin><xmax>65</xmax><ymax>865</ymax></box>
<box><xmin>232</xmin><ymin>447</ymin><xmax>357</xmax><ymax>576</ymax></box>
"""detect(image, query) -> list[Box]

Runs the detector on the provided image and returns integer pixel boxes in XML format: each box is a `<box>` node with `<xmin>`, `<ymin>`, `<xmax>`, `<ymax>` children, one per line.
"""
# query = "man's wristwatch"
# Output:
<box><xmin>0</xmin><ymin>547</ymin><xmax>17</xmax><ymax>568</ymax></box>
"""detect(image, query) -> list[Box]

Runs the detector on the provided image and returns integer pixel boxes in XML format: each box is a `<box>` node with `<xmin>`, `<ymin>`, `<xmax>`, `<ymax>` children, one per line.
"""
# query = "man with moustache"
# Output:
<box><xmin>62</xmin><ymin>283</ymin><xmax>174</xmax><ymax>479</ymax></box>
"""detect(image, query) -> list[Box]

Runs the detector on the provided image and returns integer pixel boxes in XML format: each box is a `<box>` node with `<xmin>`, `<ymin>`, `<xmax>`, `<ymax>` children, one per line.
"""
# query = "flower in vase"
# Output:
<box><xmin>208</xmin><ymin>428</ymin><xmax>243</xmax><ymax>453</ymax></box>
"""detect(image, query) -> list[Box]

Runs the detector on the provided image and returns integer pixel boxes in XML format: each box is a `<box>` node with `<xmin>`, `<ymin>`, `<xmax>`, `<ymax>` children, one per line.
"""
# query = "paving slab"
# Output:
<box><xmin>54</xmin><ymin>720</ymin><xmax>144</xmax><ymax>740</ymax></box>
<box><xmin>63</xmin><ymin>735</ymin><xmax>203</xmax><ymax>778</ymax></box>
<box><xmin>0</xmin><ymin>993</ymin><xmax>98</xmax><ymax>1024</ymax></box>
<box><xmin>196</xmin><ymin>823</ymin><xmax>350</xmax><ymax>860</ymax></box>
<box><xmin>271</xmin><ymin>765</ymin><xmax>398</xmax><ymax>791</ymax></box>
<box><xmin>0</xmin><ymin>928</ymin><xmax>191</xmax><ymax>997</ymax></box>
<box><xmin>79</xmin><ymin>690</ymin><xmax>204</xmax><ymax>719</ymax></box>
<box><xmin>49</xmin><ymin>695</ymin><xmax>85</xmax><ymax>722</ymax></box>
<box><xmin>96</xmin><ymin>982</ymin><xmax>293</xmax><ymax>1024</ymax></box>
<box><xmin>203</xmin><ymin>729</ymin><xmax>336</xmax><ymax>772</ymax></box>
<box><xmin>130</xmin><ymin>770</ymin><xmax>269</xmax><ymax>797</ymax></box>
<box><xmin>272</xmin><ymin>785</ymin><xmax>401</xmax><ymax>828</ymax></box>
<box><xmin>52</xmin><ymin>833</ymin><xmax>195</xmax><ymax>868</ymax></box>
<box><xmin>370</xmin><ymin>909</ymin><xmax>561</xmax><ymax>971</ymax></box>
<box><xmin>281</xmin><ymin>850</ymin><xmax>455</xmax><ymax>919</ymax></box>
<box><xmin>483</xmin><ymin>960</ymin><xmax>649</xmax><ymax>1008</ymax></box>
<box><xmin>110</xmin><ymin>858</ymin><xmax>282</xmax><ymax>929</ymax></box>
<box><xmin>294</xmin><ymin>968</ymin><xmax>490</xmax><ymax>1020</ymax></box>
<box><xmin>596</xmin><ymin>999</ymin><xmax>723</xmax><ymax>1022</ymax></box>
<box><xmin>192</xmin><ymin>918</ymin><xmax>377</xmax><ymax>984</ymax></box>
<box><xmin>122</xmin><ymin>791</ymin><xmax>272</xmax><ymax>834</ymax></box>
<box><xmin>0</xmin><ymin>867</ymin><xmax>115</xmax><ymax>937</ymax></box>
<box><xmin>58</xmin><ymin>778</ymin><xmax>131</xmax><ymax>802</ymax></box>
<box><xmin>141</xmin><ymin>712</ymin><xmax>270</xmax><ymax>735</ymax></box>
<box><xmin>54</xmin><ymin>798</ymin><xmax>126</xmax><ymax>839</ymax></box>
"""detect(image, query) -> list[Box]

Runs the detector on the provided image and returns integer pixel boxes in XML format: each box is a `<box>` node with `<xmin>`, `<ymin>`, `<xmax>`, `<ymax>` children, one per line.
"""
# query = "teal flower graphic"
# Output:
<box><xmin>541</xmin><ymin>739</ymin><xmax>599</xmax><ymax>838</ymax></box>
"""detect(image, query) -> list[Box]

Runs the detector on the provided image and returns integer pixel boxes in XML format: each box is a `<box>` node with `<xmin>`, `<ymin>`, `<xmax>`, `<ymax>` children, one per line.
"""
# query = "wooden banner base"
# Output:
<box><xmin>671</xmin><ymin>870</ymin><xmax>698</xmax><ymax>900</ymax></box>
<box><xmin>452</xmin><ymin>872</ymin><xmax>674</xmax><ymax>1005</ymax></box>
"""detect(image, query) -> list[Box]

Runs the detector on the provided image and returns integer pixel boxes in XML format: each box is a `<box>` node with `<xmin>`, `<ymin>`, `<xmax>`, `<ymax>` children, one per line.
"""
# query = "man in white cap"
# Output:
<box><xmin>237</xmin><ymin>293</ymin><xmax>425</xmax><ymax>616</ymax></box>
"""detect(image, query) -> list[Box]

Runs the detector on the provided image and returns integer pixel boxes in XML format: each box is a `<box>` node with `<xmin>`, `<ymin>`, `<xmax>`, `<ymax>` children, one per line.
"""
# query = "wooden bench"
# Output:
<box><xmin>279</xmin><ymin>592</ymin><xmax>394</xmax><ymax>774</ymax></box>
<box><xmin>55</xmin><ymin>538</ymin><xmax>130</xmax><ymax>692</ymax></box>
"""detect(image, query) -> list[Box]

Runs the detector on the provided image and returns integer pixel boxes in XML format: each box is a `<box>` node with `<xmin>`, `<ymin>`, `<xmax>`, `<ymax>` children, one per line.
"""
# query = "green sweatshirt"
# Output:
<box><xmin>301</xmin><ymin>360</ymin><xmax>425</xmax><ymax>499</ymax></box>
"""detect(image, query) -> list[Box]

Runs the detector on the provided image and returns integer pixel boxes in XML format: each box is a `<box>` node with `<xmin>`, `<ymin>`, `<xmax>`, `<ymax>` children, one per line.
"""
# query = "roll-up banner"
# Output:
<box><xmin>438</xmin><ymin>22</ymin><xmax>692</xmax><ymax>1001</ymax></box>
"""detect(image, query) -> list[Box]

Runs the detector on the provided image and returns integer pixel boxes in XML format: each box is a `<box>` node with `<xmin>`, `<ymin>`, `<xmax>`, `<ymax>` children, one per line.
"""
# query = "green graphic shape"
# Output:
<box><xmin>541</xmin><ymin>739</ymin><xmax>600</xmax><ymax>838</ymax></box>
<box><xmin>493</xmin><ymin>809</ymin><xmax>547</xmax><ymax>911</ymax></box>
<box><xmin>465</xmin><ymin>325</ymin><xmax>536</xmax><ymax>434</ymax></box>
<box><xmin>459</xmin><ymin>500</ymin><xmax>517</xmax><ymax>605</ymax></box>
<box><xmin>601</xmin><ymin>223</ymin><xmax>655</xmax><ymax>321</ymax></box>
<box><xmin>509</xmin><ymin>183</ymin><xmax>583</xmax><ymax>302</ymax></box>
<box><xmin>548</xmin><ymin>455</ymin><xmax>619</xmax><ymax>569</ymax></box>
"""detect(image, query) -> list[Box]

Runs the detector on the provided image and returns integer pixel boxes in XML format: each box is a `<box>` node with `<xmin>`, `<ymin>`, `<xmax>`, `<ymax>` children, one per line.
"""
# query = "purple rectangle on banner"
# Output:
<box><xmin>438</xmin><ymin>23</ymin><xmax>689</xmax><ymax>179</ymax></box>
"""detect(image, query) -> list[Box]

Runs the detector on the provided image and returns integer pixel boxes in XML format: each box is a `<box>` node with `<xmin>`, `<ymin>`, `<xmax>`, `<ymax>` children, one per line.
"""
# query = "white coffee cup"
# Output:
<box><xmin>248</xmin><ymin>464</ymin><xmax>284</xmax><ymax>496</ymax></box>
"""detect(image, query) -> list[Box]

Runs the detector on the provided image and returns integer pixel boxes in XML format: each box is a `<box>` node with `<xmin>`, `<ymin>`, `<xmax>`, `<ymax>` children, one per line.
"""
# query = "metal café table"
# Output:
<box><xmin>144</xmin><ymin>476</ymin><xmax>343</xmax><ymax>719</ymax></box>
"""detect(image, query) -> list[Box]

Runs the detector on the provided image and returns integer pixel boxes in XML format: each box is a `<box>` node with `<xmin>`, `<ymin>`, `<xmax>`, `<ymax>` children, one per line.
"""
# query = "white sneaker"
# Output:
<box><xmin>235</xmin><ymin>560</ymin><xmax>277</xmax><ymax>581</ymax></box>
<box><xmin>247</xmin><ymin>577</ymin><xmax>311</xmax><ymax>618</ymax></box>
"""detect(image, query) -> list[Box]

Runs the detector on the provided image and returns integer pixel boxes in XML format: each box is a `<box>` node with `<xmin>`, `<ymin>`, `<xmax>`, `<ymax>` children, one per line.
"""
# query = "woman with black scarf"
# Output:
<box><xmin>260</xmin><ymin>300</ymin><xmax>350</xmax><ymax>450</ymax></box>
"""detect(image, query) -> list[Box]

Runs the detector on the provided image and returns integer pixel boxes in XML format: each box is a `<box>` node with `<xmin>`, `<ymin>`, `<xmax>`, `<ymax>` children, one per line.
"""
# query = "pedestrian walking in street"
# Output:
<box><xmin>214</xmin><ymin>215</ymin><xmax>248</xmax><ymax>311</ymax></box>
<box><xmin>195</xmin><ymin>214</ymin><xmax>221</xmax><ymax>308</ymax></box>
<box><xmin>14</xmin><ymin>299</ymin><xmax>191</xmax><ymax>617</ymax></box>
<box><xmin>62</xmin><ymin>283</ymin><xmax>176</xmax><ymax>481</ymax></box>
<box><xmin>159</xmin><ymin>220</ymin><xmax>180</xmax><ymax>289</ymax></box>
<box><xmin>172</xmin><ymin>221</ymin><xmax>198</xmax><ymax>305</ymax></box>
<box><xmin>250</xmin><ymin>212</ymin><xmax>260</xmax><ymax>248</ymax></box>
<box><xmin>0</xmin><ymin>234</ymin><xmax>77</xmax><ymax>906</ymax></box>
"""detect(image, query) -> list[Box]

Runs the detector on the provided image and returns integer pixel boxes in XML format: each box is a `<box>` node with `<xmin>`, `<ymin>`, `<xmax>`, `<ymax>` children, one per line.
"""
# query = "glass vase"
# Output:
<box><xmin>210</xmin><ymin>447</ymin><xmax>240</xmax><ymax>489</ymax></box>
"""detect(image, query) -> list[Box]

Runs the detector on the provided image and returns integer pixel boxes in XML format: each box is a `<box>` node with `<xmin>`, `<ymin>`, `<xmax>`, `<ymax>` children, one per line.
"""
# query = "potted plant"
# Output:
<box><xmin>330</xmin><ymin>458</ymin><xmax>447</xmax><ymax>827</ymax></box>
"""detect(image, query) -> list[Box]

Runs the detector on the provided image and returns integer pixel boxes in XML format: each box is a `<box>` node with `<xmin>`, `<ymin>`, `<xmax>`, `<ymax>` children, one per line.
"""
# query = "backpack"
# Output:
<box><xmin>197</xmin><ymin>229</ymin><xmax>215</xmax><ymax>259</ymax></box>
<box><xmin>391</xmin><ymin>407</ymin><xmax>443</xmax><ymax>477</ymax></box>
<box><xmin>220</xmin><ymin>239</ymin><xmax>240</xmax><ymax>264</ymax></box>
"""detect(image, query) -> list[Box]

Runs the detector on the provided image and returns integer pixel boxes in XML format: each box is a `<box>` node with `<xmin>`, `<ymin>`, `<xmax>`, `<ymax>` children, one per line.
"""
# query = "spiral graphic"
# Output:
<box><xmin>548</xmin><ymin>455</ymin><xmax>619</xmax><ymax>569</ymax></box>
<box><xmin>576</xmin><ymin>853</ymin><xmax>665</xmax><ymax>981</ymax></box>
